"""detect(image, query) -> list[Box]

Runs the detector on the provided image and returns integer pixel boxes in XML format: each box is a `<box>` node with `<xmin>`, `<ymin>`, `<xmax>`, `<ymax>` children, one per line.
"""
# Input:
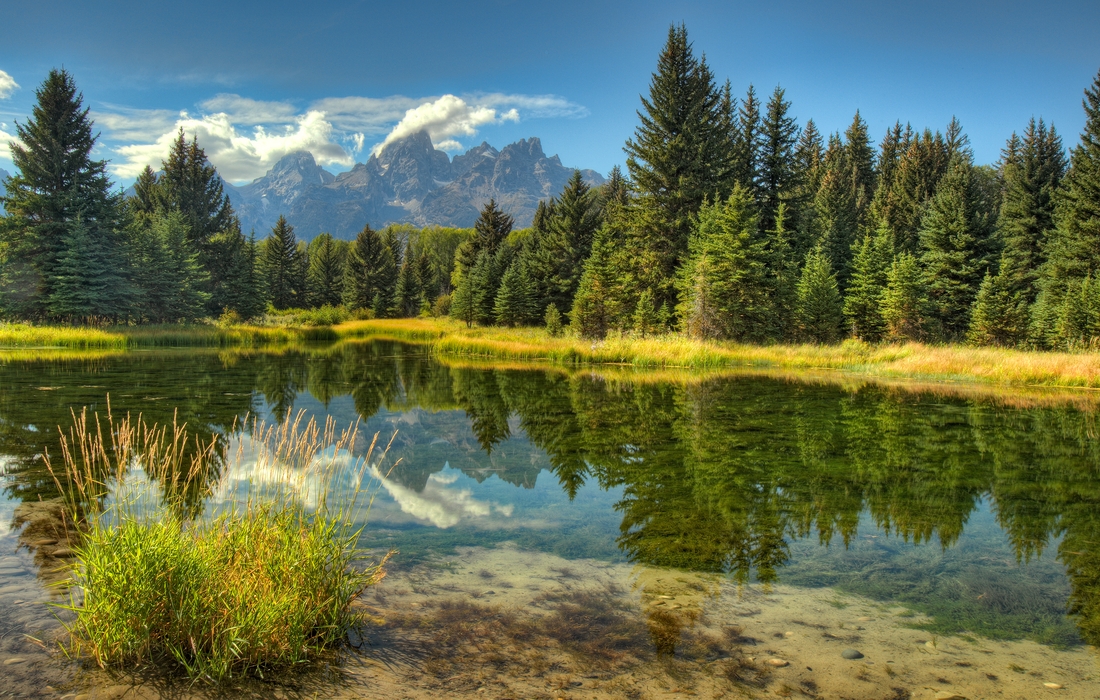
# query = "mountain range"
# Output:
<box><xmin>222</xmin><ymin>131</ymin><xmax>604</xmax><ymax>240</ymax></box>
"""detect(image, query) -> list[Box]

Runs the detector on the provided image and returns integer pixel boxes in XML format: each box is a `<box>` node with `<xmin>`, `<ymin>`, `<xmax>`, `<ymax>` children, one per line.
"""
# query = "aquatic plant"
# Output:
<box><xmin>44</xmin><ymin>403</ymin><xmax>391</xmax><ymax>681</ymax></box>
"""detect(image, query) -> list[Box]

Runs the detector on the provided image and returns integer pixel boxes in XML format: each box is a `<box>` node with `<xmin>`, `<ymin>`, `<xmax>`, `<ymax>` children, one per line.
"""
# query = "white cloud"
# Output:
<box><xmin>199</xmin><ymin>94</ymin><xmax>298</xmax><ymax>125</ymax></box>
<box><xmin>0</xmin><ymin>123</ymin><xmax>23</xmax><ymax>161</ymax></box>
<box><xmin>0</xmin><ymin>70</ymin><xmax>18</xmax><ymax>100</ymax></box>
<box><xmin>371</xmin><ymin>465</ymin><xmax>513</xmax><ymax>529</ymax></box>
<box><xmin>95</xmin><ymin>90</ymin><xmax>587</xmax><ymax>182</ymax></box>
<box><xmin>309</xmin><ymin>95</ymin><xmax>422</xmax><ymax>135</ymax></box>
<box><xmin>111</xmin><ymin>109</ymin><xmax>353</xmax><ymax>182</ymax></box>
<box><xmin>374</xmin><ymin>94</ymin><xmax>519</xmax><ymax>156</ymax></box>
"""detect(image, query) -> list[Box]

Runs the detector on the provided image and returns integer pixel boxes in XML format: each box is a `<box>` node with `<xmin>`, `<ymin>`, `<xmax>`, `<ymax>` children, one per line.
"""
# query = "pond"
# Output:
<box><xmin>1</xmin><ymin>341</ymin><xmax>1098</xmax><ymax>698</ymax></box>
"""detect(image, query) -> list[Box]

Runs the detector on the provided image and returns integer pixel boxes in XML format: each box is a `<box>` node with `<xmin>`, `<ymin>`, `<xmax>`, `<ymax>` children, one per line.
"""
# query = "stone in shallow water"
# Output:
<box><xmin>934</xmin><ymin>692</ymin><xmax>967</xmax><ymax>700</ymax></box>
<box><xmin>3</xmin><ymin>658</ymin><xmax>26</xmax><ymax>665</ymax></box>
<box><xmin>1044</xmin><ymin>683</ymin><xmax>1064</xmax><ymax>689</ymax></box>
<box><xmin>841</xmin><ymin>648</ymin><xmax>864</xmax><ymax>660</ymax></box>
<box><xmin>766</xmin><ymin>658</ymin><xmax>789</xmax><ymax>667</ymax></box>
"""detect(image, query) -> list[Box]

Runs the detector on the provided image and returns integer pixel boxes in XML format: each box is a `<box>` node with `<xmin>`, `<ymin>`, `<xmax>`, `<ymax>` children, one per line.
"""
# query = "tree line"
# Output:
<box><xmin>4</xmin><ymin>30</ymin><xmax>1100</xmax><ymax>350</ymax></box>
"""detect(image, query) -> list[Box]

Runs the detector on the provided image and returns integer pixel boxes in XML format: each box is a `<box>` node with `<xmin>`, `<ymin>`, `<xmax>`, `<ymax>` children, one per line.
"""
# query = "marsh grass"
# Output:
<box><xmin>44</xmin><ymin>402</ymin><xmax>392</xmax><ymax>682</ymax></box>
<box><xmin>0</xmin><ymin>322</ymin><xmax>334</xmax><ymax>350</ymax></box>
<box><xmin>336</xmin><ymin>318</ymin><xmax>1100</xmax><ymax>388</ymax></box>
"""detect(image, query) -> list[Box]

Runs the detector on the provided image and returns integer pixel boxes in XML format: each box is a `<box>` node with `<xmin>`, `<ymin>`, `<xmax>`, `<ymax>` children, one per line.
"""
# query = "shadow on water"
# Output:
<box><xmin>2</xmin><ymin>339</ymin><xmax>1100</xmax><ymax>675</ymax></box>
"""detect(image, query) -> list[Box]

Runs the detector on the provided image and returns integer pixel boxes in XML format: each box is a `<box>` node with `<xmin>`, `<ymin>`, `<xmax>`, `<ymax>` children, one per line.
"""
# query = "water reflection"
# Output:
<box><xmin>2</xmin><ymin>342</ymin><xmax>1100</xmax><ymax>647</ymax></box>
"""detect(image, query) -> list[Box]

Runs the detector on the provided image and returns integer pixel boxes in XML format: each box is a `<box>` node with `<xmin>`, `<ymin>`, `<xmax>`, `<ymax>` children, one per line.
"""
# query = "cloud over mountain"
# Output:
<box><xmin>95</xmin><ymin>90</ymin><xmax>587</xmax><ymax>183</ymax></box>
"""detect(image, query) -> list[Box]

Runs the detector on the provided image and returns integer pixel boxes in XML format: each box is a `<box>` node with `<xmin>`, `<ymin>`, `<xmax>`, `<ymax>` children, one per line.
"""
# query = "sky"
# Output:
<box><xmin>1</xmin><ymin>0</ymin><xmax>1098</xmax><ymax>187</ymax></box>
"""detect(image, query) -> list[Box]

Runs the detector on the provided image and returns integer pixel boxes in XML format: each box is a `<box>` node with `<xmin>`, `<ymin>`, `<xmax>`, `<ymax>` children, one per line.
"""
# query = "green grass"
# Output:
<box><xmin>46</xmin><ymin>405</ymin><xmax>390</xmax><ymax>681</ymax></box>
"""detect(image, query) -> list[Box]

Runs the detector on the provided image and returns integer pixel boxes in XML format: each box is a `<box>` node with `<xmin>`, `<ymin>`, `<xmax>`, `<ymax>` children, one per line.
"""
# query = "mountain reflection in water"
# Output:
<box><xmin>1</xmin><ymin>340</ymin><xmax>1099</xmax><ymax>648</ymax></box>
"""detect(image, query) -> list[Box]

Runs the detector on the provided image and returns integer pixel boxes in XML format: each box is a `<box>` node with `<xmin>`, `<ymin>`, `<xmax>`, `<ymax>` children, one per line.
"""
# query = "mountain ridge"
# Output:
<box><xmin>231</xmin><ymin>132</ymin><xmax>604</xmax><ymax>239</ymax></box>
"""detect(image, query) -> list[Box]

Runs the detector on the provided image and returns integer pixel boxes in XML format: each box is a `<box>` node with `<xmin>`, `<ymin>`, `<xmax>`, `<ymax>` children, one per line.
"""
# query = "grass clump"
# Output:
<box><xmin>45</xmin><ymin>404</ymin><xmax>391</xmax><ymax>682</ymax></box>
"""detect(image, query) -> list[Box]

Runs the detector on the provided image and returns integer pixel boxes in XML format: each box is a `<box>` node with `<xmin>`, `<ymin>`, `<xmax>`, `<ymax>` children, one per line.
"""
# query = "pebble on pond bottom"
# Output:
<box><xmin>840</xmin><ymin>648</ymin><xmax>864</xmax><ymax>660</ymax></box>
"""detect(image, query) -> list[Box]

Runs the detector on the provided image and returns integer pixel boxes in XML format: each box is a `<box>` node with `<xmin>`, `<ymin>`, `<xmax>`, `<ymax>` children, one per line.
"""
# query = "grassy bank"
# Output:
<box><xmin>0</xmin><ymin>322</ymin><xmax>337</xmax><ymax>349</ymax></box>
<box><xmin>335</xmin><ymin>318</ymin><xmax>1100</xmax><ymax>388</ymax></box>
<box><xmin>47</xmin><ymin>407</ymin><xmax>388</xmax><ymax>681</ymax></box>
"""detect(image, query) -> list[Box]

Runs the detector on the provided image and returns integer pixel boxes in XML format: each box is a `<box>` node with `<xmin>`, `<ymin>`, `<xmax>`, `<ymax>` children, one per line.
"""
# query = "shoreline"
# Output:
<box><xmin>6</xmin><ymin>317</ymin><xmax>1100</xmax><ymax>391</ymax></box>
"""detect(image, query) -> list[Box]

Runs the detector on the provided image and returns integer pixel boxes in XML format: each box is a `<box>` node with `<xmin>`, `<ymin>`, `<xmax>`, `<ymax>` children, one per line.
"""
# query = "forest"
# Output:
<box><xmin>2</xmin><ymin>24</ymin><xmax>1099</xmax><ymax>350</ymax></box>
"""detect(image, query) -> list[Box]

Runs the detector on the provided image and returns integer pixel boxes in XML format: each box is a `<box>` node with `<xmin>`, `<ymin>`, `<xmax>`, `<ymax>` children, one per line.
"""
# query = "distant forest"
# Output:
<box><xmin>2</xmin><ymin>24</ymin><xmax>1100</xmax><ymax>349</ymax></box>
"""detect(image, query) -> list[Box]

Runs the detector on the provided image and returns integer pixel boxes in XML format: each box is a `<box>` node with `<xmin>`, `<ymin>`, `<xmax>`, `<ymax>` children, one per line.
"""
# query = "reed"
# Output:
<box><xmin>0</xmin><ymin>322</ymin><xmax>335</xmax><ymax>349</ymax></box>
<box><xmin>44</xmin><ymin>403</ymin><xmax>391</xmax><ymax>682</ymax></box>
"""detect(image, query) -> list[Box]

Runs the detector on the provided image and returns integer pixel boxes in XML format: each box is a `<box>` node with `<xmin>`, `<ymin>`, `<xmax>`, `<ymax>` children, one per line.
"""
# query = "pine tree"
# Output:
<box><xmin>0</xmin><ymin>69</ymin><xmax>125</xmax><ymax>319</ymax></box>
<box><xmin>758</xmin><ymin>86</ymin><xmax>799</xmax><ymax>235</ymax></box>
<box><xmin>844</xmin><ymin>223</ymin><xmax>894</xmax><ymax>341</ymax></box>
<box><xmin>47</xmin><ymin>217</ymin><xmax>129</xmax><ymax>321</ymax></box>
<box><xmin>307</xmin><ymin>233</ymin><xmax>346</xmax><ymax>308</ymax></box>
<box><xmin>395</xmin><ymin>257</ymin><xmax>422</xmax><ymax>317</ymax></box>
<box><xmin>676</xmin><ymin>186</ymin><xmax>772</xmax><ymax>341</ymax></box>
<box><xmin>791</xmin><ymin>119</ymin><xmax>825</xmax><ymax>261</ymax></box>
<box><xmin>570</xmin><ymin>226</ymin><xmax>621</xmax><ymax>339</ymax></box>
<box><xmin>1033</xmin><ymin>69</ymin><xmax>1100</xmax><ymax>347</ymax></box>
<box><xmin>918</xmin><ymin>155</ymin><xmax>998</xmax><ymax>340</ymax></box>
<box><xmin>263</xmin><ymin>216</ymin><xmax>302</xmax><ymax>310</ymax></box>
<box><xmin>206</xmin><ymin>226</ymin><xmax>260</xmax><ymax>317</ymax></box>
<box><xmin>527</xmin><ymin>170</ymin><xmax>602</xmax><ymax>315</ymax></box>
<box><xmin>989</xmin><ymin>119</ymin><xmax>1067</xmax><ymax>331</ymax></box>
<box><xmin>544</xmin><ymin>303</ymin><xmax>563</xmax><ymax>337</ymax></box>
<box><xmin>494</xmin><ymin>259</ymin><xmax>536</xmax><ymax>326</ymax></box>
<box><xmin>811</xmin><ymin>135</ymin><xmax>859</xmax><ymax>287</ymax></box>
<box><xmin>344</xmin><ymin>224</ymin><xmax>395</xmax><ymax>312</ymax></box>
<box><xmin>624</xmin><ymin>24</ymin><xmax>733</xmax><ymax>284</ymax></box>
<box><xmin>158</xmin><ymin>129</ymin><xmax>237</xmax><ymax>254</ymax></box>
<box><xmin>844</xmin><ymin>111</ymin><xmax>877</xmax><ymax>232</ymax></box>
<box><xmin>882</xmin><ymin>252</ymin><xmax>931</xmax><ymax>342</ymax></box>
<box><xmin>886</xmin><ymin>128</ymin><xmax>951</xmax><ymax>252</ymax></box>
<box><xmin>453</xmin><ymin>198</ymin><xmax>513</xmax><ymax>285</ymax></box>
<box><xmin>632</xmin><ymin>288</ymin><xmax>660</xmax><ymax>337</ymax></box>
<box><xmin>795</xmin><ymin>248</ymin><xmax>844</xmax><ymax>343</ymax></box>
<box><xmin>732</xmin><ymin>85</ymin><xmax>762</xmax><ymax>196</ymax></box>
<box><xmin>154</xmin><ymin>210</ymin><xmax>209</xmax><ymax>321</ymax></box>
<box><xmin>967</xmin><ymin>271</ymin><xmax>1027</xmax><ymax>346</ymax></box>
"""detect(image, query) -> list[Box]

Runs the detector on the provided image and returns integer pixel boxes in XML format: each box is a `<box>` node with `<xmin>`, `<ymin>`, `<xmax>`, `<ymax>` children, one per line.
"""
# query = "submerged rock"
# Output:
<box><xmin>766</xmin><ymin>658</ymin><xmax>789</xmax><ymax>667</ymax></box>
<box><xmin>841</xmin><ymin>648</ymin><xmax>864</xmax><ymax>660</ymax></box>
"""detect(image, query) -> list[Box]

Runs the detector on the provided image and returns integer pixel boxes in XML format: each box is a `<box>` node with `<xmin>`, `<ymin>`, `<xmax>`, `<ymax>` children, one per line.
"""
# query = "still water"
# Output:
<box><xmin>1</xmin><ymin>341</ymin><xmax>1099</xmax><ymax>698</ymax></box>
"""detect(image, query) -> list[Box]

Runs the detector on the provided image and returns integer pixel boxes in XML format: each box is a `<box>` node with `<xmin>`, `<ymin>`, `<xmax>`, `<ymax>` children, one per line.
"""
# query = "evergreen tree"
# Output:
<box><xmin>544</xmin><ymin>303</ymin><xmax>563</xmax><ymax>337</ymax></box>
<box><xmin>758</xmin><ymin>86</ymin><xmax>799</xmax><ymax>235</ymax></box>
<box><xmin>47</xmin><ymin>217</ymin><xmax>129</xmax><ymax>321</ymax></box>
<box><xmin>344</xmin><ymin>224</ymin><xmax>393</xmax><ymax>311</ymax></box>
<box><xmin>732</xmin><ymin>84</ymin><xmax>763</xmax><ymax>195</ymax></box>
<box><xmin>885</xmin><ymin>128</ymin><xmax>951</xmax><ymax>252</ymax></box>
<box><xmin>844</xmin><ymin>111</ymin><xmax>877</xmax><ymax>232</ymax></box>
<box><xmin>263</xmin><ymin>216</ymin><xmax>302</xmax><ymax>310</ymax></box>
<box><xmin>795</xmin><ymin>248</ymin><xmax>844</xmax><ymax>343</ymax></box>
<box><xmin>527</xmin><ymin>170</ymin><xmax>602</xmax><ymax>314</ymax></box>
<box><xmin>151</xmin><ymin>211</ymin><xmax>209</xmax><ymax>321</ymax></box>
<box><xmin>453</xmin><ymin>198</ymin><xmax>513</xmax><ymax>282</ymax></box>
<box><xmin>791</xmin><ymin>119</ymin><xmax>825</xmax><ymax>260</ymax></box>
<box><xmin>307</xmin><ymin>233</ymin><xmax>346</xmax><ymax>308</ymax></box>
<box><xmin>843</xmin><ymin>223</ymin><xmax>893</xmax><ymax>342</ymax></box>
<box><xmin>967</xmin><ymin>270</ymin><xmax>1027</xmax><ymax>346</ymax></box>
<box><xmin>811</xmin><ymin>135</ymin><xmax>859</xmax><ymax>287</ymax></box>
<box><xmin>206</xmin><ymin>226</ymin><xmax>260</xmax><ymax>317</ymax></box>
<box><xmin>918</xmin><ymin>155</ymin><xmax>998</xmax><ymax>339</ymax></box>
<box><xmin>624</xmin><ymin>24</ymin><xmax>733</xmax><ymax>287</ymax></box>
<box><xmin>395</xmin><ymin>258</ymin><xmax>421</xmax><ymax>317</ymax></box>
<box><xmin>1033</xmin><ymin>69</ymin><xmax>1100</xmax><ymax>347</ymax></box>
<box><xmin>494</xmin><ymin>259</ymin><xmax>537</xmax><ymax>326</ymax></box>
<box><xmin>764</xmin><ymin>202</ymin><xmax>799</xmax><ymax>338</ymax></box>
<box><xmin>131</xmin><ymin>166</ymin><xmax>160</xmax><ymax>219</ymax></box>
<box><xmin>0</xmin><ymin>69</ymin><xmax>125</xmax><ymax>319</ymax></box>
<box><xmin>676</xmin><ymin>186</ymin><xmax>772</xmax><ymax>341</ymax></box>
<box><xmin>992</xmin><ymin>119</ymin><xmax>1066</xmax><ymax>328</ymax></box>
<box><xmin>882</xmin><ymin>252</ymin><xmax>931</xmax><ymax>341</ymax></box>
<box><xmin>570</xmin><ymin>225</ymin><xmax>622</xmax><ymax>339</ymax></box>
<box><xmin>632</xmin><ymin>288</ymin><xmax>660</xmax><ymax>337</ymax></box>
<box><xmin>157</xmin><ymin>129</ymin><xmax>237</xmax><ymax>254</ymax></box>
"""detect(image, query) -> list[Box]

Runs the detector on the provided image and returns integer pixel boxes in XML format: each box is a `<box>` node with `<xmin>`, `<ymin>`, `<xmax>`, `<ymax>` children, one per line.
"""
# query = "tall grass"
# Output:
<box><xmin>335</xmin><ymin>319</ymin><xmax>1100</xmax><ymax>388</ymax></box>
<box><xmin>44</xmin><ymin>403</ymin><xmax>391</xmax><ymax>682</ymax></box>
<box><xmin>0</xmin><ymin>322</ymin><xmax>335</xmax><ymax>349</ymax></box>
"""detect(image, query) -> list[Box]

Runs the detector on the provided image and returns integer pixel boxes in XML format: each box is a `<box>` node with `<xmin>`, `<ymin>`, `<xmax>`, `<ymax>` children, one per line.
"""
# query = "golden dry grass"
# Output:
<box><xmin>334</xmin><ymin>319</ymin><xmax>1100</xmax><ymax>389</ymax></box>
<box><xmin>0</xmin><ymin>322</ymin><xmax>332</xmax><ymax>349</ymax></box>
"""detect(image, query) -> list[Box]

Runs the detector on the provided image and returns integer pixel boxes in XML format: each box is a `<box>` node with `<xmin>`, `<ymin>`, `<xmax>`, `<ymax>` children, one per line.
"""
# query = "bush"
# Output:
<box><xmin>545</xmin><ymin>304</ymin><xmax>563</xmax><ymax>337</ymax></box>
<box><xmin>432</xmin><ymin>292</ymin><xmax>452</xmax><ymax>318</ymax></box>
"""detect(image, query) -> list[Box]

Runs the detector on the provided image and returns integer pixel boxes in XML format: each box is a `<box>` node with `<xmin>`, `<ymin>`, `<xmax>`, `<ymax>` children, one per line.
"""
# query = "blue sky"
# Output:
<box><xmin>1</xmin><ymin>0</ymin><xmax>1098</xmax><ymax>186</ymax></box>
